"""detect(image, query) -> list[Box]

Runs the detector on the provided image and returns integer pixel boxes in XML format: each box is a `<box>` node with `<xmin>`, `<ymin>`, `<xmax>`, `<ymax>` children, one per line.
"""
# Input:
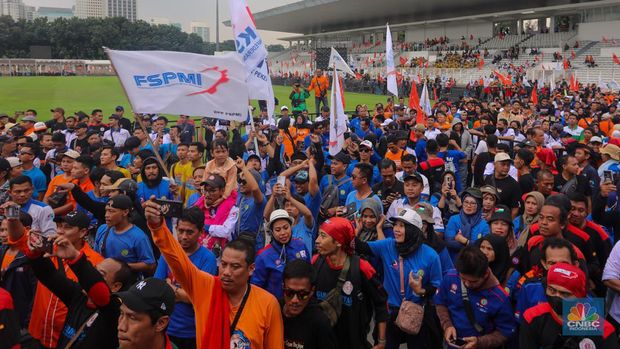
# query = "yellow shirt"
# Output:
<box><xmin>171</xmin><ymin>160</ymin><xmax>196</xmax><ymax>204</ymax></box>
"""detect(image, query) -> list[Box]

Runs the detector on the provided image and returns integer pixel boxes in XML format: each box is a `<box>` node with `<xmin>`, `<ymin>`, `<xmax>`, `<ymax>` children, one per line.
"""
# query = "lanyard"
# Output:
<box><xmin>230</xmin><ymin>284</ymin><xmax>251</xmax><ymax>335</ymax></box>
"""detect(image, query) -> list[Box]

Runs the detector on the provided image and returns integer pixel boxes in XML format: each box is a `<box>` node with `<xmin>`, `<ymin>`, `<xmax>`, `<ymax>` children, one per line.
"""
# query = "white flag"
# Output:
<box><xmin>420</xmin><ymin>83</ymin><xmax>432</xmax><ymax>116</ymax></box>
<box><xmin>385</xmin><ymin>24</ymin><xmax>398</xmax><ymax>96</ymax></box>
<box><xmin>229</xmin><ymin>0</ymin><xmax>275</xmax><ymax>122</ymax></box>
<box><xmin>328</xmin><ymin>47</ymin><xmax>355</xmax><ymax>76</ymax></box>
<box><xmin>522</xmin><ymin>77</ymin><xmax>531</xmax><ymax>87</ymax></box>
<box><xmin>549</xmin><ymin>72</ymin><xmax>556</xmax><ymax>91</ymax></box>
<box><xmin>106</xmin><ymin>49</ymin><xmax>247</xmax><ymax>120</ymax></box>
<box><xmin>329</xmin><ymin>71</ymin><xmax>347</xmax><ymax>156</ymax></box>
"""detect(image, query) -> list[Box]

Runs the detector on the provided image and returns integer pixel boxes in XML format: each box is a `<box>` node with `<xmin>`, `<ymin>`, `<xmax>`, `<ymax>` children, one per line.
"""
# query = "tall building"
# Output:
<box><xmin>190</xmin><ymin>21</ymin><xmax>210</xmax><ymax>42</ymax></box>
<box><xmin>75</xmin><ymin>0</ymin><xmax>104</xmax><ymax>18</ymax></box>
<box><xmin>35</xmin><ymin>6</ymin><xmax>74</xmax><ymax>20</ymax></box>
<box><xmin>24</xmin><ymin>5</ymin><xmax>34</xmax><ymax>20</ymax></box>
<box><xmin>105</xmin><ymin>0</ymin><xmax>137</xmax><ymax>22</ymax></box>
<box><xmin>0</xmin><ymin>0</ymin><xmax>27</xmax><ymax>20</ymax></box>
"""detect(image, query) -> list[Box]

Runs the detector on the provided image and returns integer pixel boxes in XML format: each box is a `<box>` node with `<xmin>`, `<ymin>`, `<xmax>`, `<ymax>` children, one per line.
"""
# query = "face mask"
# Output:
<box><xmin>547</xmin><ymin>295</ymin><xmax>564</xmax><ymax>316</ymax></box>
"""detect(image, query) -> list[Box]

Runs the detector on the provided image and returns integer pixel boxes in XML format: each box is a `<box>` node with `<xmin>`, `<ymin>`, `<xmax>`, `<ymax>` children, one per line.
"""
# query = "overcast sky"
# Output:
<box><xmin>24</xmin><ymin>0</ymin><xmax>299</xmax><ymax>44</ymax></box>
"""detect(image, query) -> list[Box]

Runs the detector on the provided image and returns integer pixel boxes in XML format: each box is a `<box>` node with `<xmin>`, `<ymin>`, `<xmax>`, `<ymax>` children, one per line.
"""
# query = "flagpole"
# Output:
<box><xmin>104</xmin><ymin>47</ymin><xmax>171</xmax><ymax>179</ymax></box>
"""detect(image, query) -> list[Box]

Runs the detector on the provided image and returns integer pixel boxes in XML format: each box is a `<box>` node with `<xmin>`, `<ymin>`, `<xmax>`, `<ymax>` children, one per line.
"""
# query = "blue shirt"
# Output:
<box><xmin>444</xmin><ymin>214</ymin><xmax>489</xmax><ymax>261</ymax></box>
<box><xmin>154</xmin><ymin>247</ymin><xmax>217</xmax><ymax>338</ymax></box>
<box><xmin>345</xmin><ymin>191</ymin><xmax>383</xmax><ymax>214</ymax></box>
<box><xmin>94</xmin><ymin>224</ymin><xmax>155</xmax><ymax>265</ymax></box>
<box><xmin>236</xmin><ymin>193</ymin><xmax>266</xmax><ymax>235</ymax></box>
<box><xmin>22</xmin><ymin>167</ymin><xmax>47</xmax><ymax>198</ymax></box>
<box><xmin>415</xmin><ymin>139</ymin><xmax>428</xmax><ymax>162</ymax></box>
<box><xmin>368</xmin><ymin>239</ymin><xmax>442</xmax><ymax>307</ymax></box>
<box><xmin>77</xmin><ymin>191</ymin><xmax>108</xmax><ymax>227</ymax></box>
<box><xmin>434</xmin><ymin>270</ymin><xmax>516</xmax><ymax>339</ymax></box>
<box><xmin>437</xmin><ymin>150</ymin><xmax>466</xmax><ymax>192</ymax></box>
<box><xmin>292</xmin><ymin>218</ymin><xmax>315</xmax><ymax>254</ymax></box>
<box><xmin>319</xmin><ymin>175</ymin><xmax>354</xmax><ymax>206</ymax></box>
<box><xmin>304</xmin><ymin>191</ymin><xmax>321</xmax><ymax>225</ymax></box>
<box><xmin>251</xmin><ymin>239</ymin><xmax>309</xmax><ymax>298</ymax></box>
<box><xmin>137</xmin><ymin>179</ymin><xmax>174</xmax><ymax>202</ymax></box>
<box><xmin>346</xmin><ymin>162</ymin><xmax>382</xmax><ymax>186</ymax></box>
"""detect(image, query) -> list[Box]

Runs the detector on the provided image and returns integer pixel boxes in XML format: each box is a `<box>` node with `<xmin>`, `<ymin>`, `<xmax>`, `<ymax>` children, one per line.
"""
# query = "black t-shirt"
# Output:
<box><xmin>484</xmin><ymin>175</ymin><xmax>522</xmax><ymax>209</ymax></box>
<box><xmin>71</xmin><ymin>136</ymin><xmax>90</xmax><ymax>152</ymax></box>
<box><xmin>553</xmin><ymin>173</ymin><xmax>592</xmax><ymax>197</ymax></box>
<box><xmin>518</xmin><ymin>173</ymin><xmax>536</xmax><ymax>195</ymax></box>
<box><xmin>373</xmin><ymin>180</ymin><xmax>405</xmax><ymax>212</ymax></box>
<box><xmin>474</xmin><ymin>152</ymin><xmax>494</xmax><ymax>187</ymax></box>
<box><xmin>119</xmin><ymin>117</ymin><xmax>132</xmax><ymax>132</ymax></box>
<box><xmin>281</xmin><ymin>301</ymin><xmax>337</xmax><ymax>349</ymax></box>
<box><xmin>45</xmin><ymin>119</ymin><xmax>67</xmax><ymax>131</ymax></box>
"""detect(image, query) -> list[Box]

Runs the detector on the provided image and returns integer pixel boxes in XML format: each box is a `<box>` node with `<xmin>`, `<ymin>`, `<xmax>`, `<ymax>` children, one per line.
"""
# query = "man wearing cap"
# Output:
<box><xmin>114</xmin><ymin>106</ymin><xmax>132</xmax><ymax>132</ymax></box>
<box><xmin>70</xmin><ymin>122</ymin><xmax>90</xmax><ymax>151</ymax></box>
<box><xmin>289</xmin><ymin>82</ymin><xmax>310</xmax><ymax>116</ymax></box>
<box><xmin>94</xmin><ymin>195</ymin><xmax>156</xmax><ymax>274</ymax></box>
<box><xmin>46</xmin><ymin>107</ymin><xmax>67</xmax><ymax>131</ymax></box>
<box><xmin>154</xmin><ymin>207</ymin><xmax>217</xmax><ymax>349</ymax></box>
<box><xmin>598</xmin><ymin>143</ymin><xmax>620</xmax><ymax>181</ymax></box>
<box><xmin>520</xmin><ymin>262</ymin><xmax>618</xmax><ymax>348</ymax></box>
<box><xmin>484</xmin><ymin>152</ymin><xmax>522</xmax><ymax>218</ymax></box>
<box><xmin>313</xmin><ymin>217</ymin><xmax>388</xmax><ymax>348</ymax></box>
<box><xmin>194</xmin><ymin>174</ymin><xmax>239</xmax><ymax>255</ymax></box>
<box><xmin>320</xmin><ymin>151</ymin><xmax>354</xmax><ymax>209</ymax></box>
<box><xmin>117</xmin><ymin>278</ymin><xmax>178</xmax><ymax>349</ymax></box>
<box><xmin>19</xmin><ymin>115</ymin><xmax>37</xmax><ymax>137</ymax></box>
<box><xmin>144</xmin><ymin>197</ymin><xmax>284</xmax><ymax>349</ymax></box>
<box><xmin>44</xmin><ymin>149</ymin><xmax>81</xmax><ymax>215</ymax></box>
<box><xmin>104</xmin><ymin>114</ymin><xmax>131</xmax><ymax>148</ymax></box>
<box><xmin>252</xmin><ymin>209</ymin><xmax>309</xmax><ymax>298</ymax></box>
<box><xmin>435</xmin><ymin>246</ymin><xmax>516</xmax><ymax>349</ymax></box>
<box><xmin>388</xmin><ymin>171</ymin><xmax>445</xmax><ymax>233</ymax></box>
<box><xmin>347</xmin><ymin>140</ymin><xmax>381</xmax><ymax>186</ymax></box>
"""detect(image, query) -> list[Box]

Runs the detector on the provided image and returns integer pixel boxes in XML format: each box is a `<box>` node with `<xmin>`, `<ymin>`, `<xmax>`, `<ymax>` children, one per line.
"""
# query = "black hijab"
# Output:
<box><xmin>476</xmin><ymin>234</ymin><xmax>511</xmax><ymax>284</ymax></box>
<box><xmin>396</xmin><ymin>223</ymin><xmax>424</xmax><ymax>257</ymax></box>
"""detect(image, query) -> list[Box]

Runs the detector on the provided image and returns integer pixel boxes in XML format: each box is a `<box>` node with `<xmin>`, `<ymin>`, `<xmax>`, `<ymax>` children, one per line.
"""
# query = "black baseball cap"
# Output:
<box><xmin>115</xmin><ymin>106</ymin><xmax>124</xmax><ymax>111</ymax></box>
<box><xmin>76</xmin><ymin>122</ymin><xmax>88</xmax><ymax>130</ymax></box>
<box><xmin>329</xmin><ymin>151</ymin><xmax>350</xmax><ymax>164</ymax></box>
<box><xmin>106</xmin><ymin>195</ymin><xmax>133</xmax><ymax>210</ymax></box>
<box><xmin>116</xmin><ymin>278</ymin><xmax>174</xmax><ymax>316</ymax></box>
<box><xmin>488</xmin><ymin>205</ymin><xmax>513</xmax><ymax>226</ymax></box>
<box><xmin>0</xmin><ymin>158</ymin><xmax>10</xmax><ymax>172</ymax></box>
<box><xmin>201</xmin><ymin>174</ymin><xmax>226</xmax><ymax>189</ymax></box>
<box><xmin>109</xmin><ymin>114</ymin><xmax>121</xmax><ymax>120</ymax></box>
<box><xmin>402</xmin><ymin>172</ymin><xmax>423</xmax><ymax>183</ymax></box>
<box><xmin>62</xmin><ymin>211</ymin><xmax>91</xmax><ymax>229</ymax></box>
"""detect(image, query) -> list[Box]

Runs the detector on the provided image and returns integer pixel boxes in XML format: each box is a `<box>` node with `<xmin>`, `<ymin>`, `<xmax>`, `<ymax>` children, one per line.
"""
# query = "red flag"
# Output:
<box><xmin>478</xmin><ymin>58</ymin><xmax>484</xmax><ymax>70</ymax></box>
<box><xmin>374</xmin><ymin>52</ymin><xmax>377</xmax><ymax>58</ymax></box>
<box><xmin>613</xmin><ymin>53</ymin><xmax>620</xmax><ymax>65</ymax></box>
<box><xmin>531</xmin><ymin>85</ymin><xmax>538</xmax><ymax>105</ymax></box>
<box><xmin>408</xmin><ymin>83</ymin><xmax>425</xmax><ymax>124</ymax></box>
<box><xmin>493</xmin><ymin>70</ymin><xmax>511</xmax><ymax>86</ymax></box>
<box><xmin>571</xmin><ymin>50</ymin><xmax>576</xmax><ymax>59</ymax></box>
<box><xmin>432</xmin><ymin>87</ymin><xmax>438</xmax><ymax>105</ymax></box>
<box><xmin>338</xmin><ymin>75</ymin><xmax>346</xmax><ymax>108</ymax></box>
<box><xmin>355</xmin><ymin>72</ymin><xmax>362</xmax><ymax>80</ymax></box>
<box><xmin>563</xmin><ymin>59</ymin><xmax>570</xmax><ymax>70</ymax></box>
<box><xmin>399</xmin><ymin>56</ymin><xmax>408</xmax><ymax>66</ymax></box>
<box><xmin>425</xmin><ymin>60</ymin><xmax>429</xmax><ymax>68</ymax></box>
<box><xmin>570</xmin><ymin>74</ymin><xmax>578</xmax><ymax>92</ymax></box>
<box><xmin>418</xmin><ymin>57</ymin><xmax>423</xmax><ymax>67</ymax></box>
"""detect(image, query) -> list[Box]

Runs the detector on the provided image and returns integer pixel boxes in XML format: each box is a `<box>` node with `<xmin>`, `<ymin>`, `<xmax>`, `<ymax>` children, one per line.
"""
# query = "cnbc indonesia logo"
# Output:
<box><xmin>563</xmin><ymin>299</ymin><xmax>604</xmax><ymax>336</ymax></box>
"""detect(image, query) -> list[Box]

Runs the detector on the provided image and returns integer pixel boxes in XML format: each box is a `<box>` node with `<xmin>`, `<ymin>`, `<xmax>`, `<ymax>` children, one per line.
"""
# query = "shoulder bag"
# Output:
<box><xmin>394</xmin><ymin>257</ymin><xmax>425</xmax><ymax>335</ymax></box>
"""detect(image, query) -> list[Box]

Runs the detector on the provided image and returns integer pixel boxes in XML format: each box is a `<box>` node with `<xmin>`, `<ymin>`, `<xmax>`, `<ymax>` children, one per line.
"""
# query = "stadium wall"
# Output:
<box><xmin>578</xmin><ymin>20</ymin><xmax>620</xmax><ymax>41</ymax></box>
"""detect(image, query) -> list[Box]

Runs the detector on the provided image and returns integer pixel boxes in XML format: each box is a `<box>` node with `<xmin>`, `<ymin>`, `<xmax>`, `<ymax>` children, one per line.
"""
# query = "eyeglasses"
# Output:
<box><xmin>19</xmin><ymin>151</ymin><xmax>33</xmax><ymax>156</ymax></box>
<box><xmin>283</xmin><ymin>288</ymin><xmax>312</xmax><ymax>300</ymax></box>
<box><xmin>463</xmin><ymin>200</ymin><xmax>478</xmax><ymax>206</ymax></box>
<box><xmin>359</xmin><ymin>148</ymin><xmax>371</xmax><ymax>153</ymax></box>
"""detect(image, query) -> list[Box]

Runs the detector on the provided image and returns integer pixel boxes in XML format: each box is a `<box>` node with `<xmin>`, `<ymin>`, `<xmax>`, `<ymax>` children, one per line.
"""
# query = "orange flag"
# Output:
<box><xmin>408</xmin><ymin>83</ymin><xmax>425</xmax><ymax>124</ymax></box>
<box><xmin>531</xmin><ymin>85</ymin><xmax>538</xmax><ymax>105</ymax></box>
<box><xmin>400</xmin><ymin>56</ymin><xmax>408</xmax><ymax>66</ymax></box>
<box><xmin>493</xmin><ymin>70</ymin><xmax>511</xmax><ymax>86</ymax></box>
<box><xmin>563</xmin><ymin>59</ymin><xmax>570</xmax><ymax>70</ymax></box>
<box><xmin>570</xmin><ymin>74</ymin><xmax>579</xmax><ymax>92</ymax></box>
<box><xmin>478</xmin><ymin>58</ymin><xmax>484</xmax><ymax>70</ymax></box>
<box><xmin>613</xmin><ymin>53</ymin><xmax>620</xmax><ymax>65</ymax></box>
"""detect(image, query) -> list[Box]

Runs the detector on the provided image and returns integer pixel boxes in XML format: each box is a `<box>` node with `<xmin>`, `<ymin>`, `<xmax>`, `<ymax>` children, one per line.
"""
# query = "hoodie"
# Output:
<box><xmin>251</xmin><ymin>238</ymin><xmax>309</xmax><ymax>298</ymax></box>
<box><xmin>136</xmin><ymin>157</ymin><xmax>174</xmax><ymax>203</ymax></box>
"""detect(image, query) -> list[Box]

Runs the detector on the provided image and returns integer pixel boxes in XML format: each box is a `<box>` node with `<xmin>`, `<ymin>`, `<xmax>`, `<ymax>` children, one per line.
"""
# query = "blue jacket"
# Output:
<box><xmin>445</xmin><ymin>214</ymin><xmax>489</xmax><ymax>261</ymax></box>
<box><xmin>251</xmin><ymin>238</ymin><xmax>310</xmax><ymax>298</ymax></box>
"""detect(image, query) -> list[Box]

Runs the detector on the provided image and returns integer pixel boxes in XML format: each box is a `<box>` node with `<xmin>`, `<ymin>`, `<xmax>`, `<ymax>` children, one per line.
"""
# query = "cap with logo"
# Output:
<box><xmin>201</xmin><ymin>174</ymin><xmax>226</xmax><ymax>189</ymax></box>
<box><xmin>488</xmin><ymin>205</ymin><xmax>513</xmax><ymax>226</ymax></box>
<box><xmin>268</xmin><ymin>209</ymin><xmax>294</xmax><ymax>230</ymax></box>
<box><xmin>116</xmin><ymin>278</ymin><xmax>175</xmax><ymax>316</ymax></box>
<box><xmin>62</xmin><ymin>210</ymin><xmax>91</xmax><ymax>229</ymax></box>
<box><xmin>390</xmin><ymin>208</ymin><xmax>423</xmax><ymax>230</ymax></box>
<box><xmin>294</xmin><ymin>170</ymin><xmax>309</xmax><ymax>183</ymax></box>
<box><xmin>115</xmin><ymin>106</ymin><xmax>124</xmax><ymax>111</ymax></box>
<box><xmin>413</xmin><ymin>203</ymin><xmax>434</xmax><ymax>225</ymax></box>
<box><xmin>360</xmin><ymin>140</ymin><xmax>373</xmax><ymax>150</ymax></box>
<box><xmin>106</xmin><ymin>194</ymin><xmax>133</xmax><ymax>211</ymax></box>
<box><xmin>546</xmin><ymin>262</ymin><xmax>586</xmax><ymax>298</ymax></box>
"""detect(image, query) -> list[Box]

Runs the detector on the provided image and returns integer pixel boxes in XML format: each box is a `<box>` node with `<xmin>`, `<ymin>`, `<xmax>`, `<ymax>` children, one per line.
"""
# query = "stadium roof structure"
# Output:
<box><xmin>242</xmin><ymin>0</ymin><xmax>617</xmax><ymax>39</ymax></box>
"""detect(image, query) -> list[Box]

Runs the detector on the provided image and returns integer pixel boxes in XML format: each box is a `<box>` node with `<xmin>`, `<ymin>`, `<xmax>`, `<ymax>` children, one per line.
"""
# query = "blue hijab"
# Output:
<box><xmin>459</xmin><ymin>192</ymin><xmax>483</xmax><ymax>239</ymax></box>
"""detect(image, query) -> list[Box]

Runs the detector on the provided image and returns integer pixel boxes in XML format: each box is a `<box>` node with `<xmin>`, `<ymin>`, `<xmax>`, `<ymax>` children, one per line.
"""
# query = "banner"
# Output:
<box><xmin>385</xmin><ymin>24</ymin><xmax>398</xmax><ymax>96</ymax></box>
<box><xmin>329</xmin><ymin>70</ymin><xmax>347</xmax><ymax>156</ymax></box>
<box><xmin>328</xmin><ymin>47</ymin><xmax>355</xmax><ymax>76</ymax></box>
<box><xmin>229</xmin><ymin>0</ymin><xmax>275</xmax><ymax>121</ymax></box>
<box><xmin>420</xmin><ymin>83</ymin><xmax>432</xmax><ymax>116</ymax></box>
<box><xmin>107</xmin><ymin>49</ymin><xmax>248</xmax><ymax>120</ymax></box>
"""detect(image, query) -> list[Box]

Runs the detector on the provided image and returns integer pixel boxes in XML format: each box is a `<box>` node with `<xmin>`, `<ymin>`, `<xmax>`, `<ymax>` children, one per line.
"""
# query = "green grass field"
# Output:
<box><xmin>0</xmin><ymin>76</ymin><xmax>390</xmax><ymax>121</ymax></box>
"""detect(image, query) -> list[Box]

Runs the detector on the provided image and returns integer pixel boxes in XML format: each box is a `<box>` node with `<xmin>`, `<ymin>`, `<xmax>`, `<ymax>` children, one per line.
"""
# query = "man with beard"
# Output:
<box><xmin>281</xmin><ymin>259</ymin><xmax>336</xmax><ymax>349</ymax></box>
<box><xmin>136</xmin><ymin>157</ymin><xmax>175</xmax><ymax>221</ymax></box>
<box><xmin>520</xmin><ymin>263</ymin><xmax>618</xmax><ymax>348</ymax></box>
<box><xmin>373</xmin><ymin>159</ymin><xmax>405</xmax><ymax>213</ymax></box>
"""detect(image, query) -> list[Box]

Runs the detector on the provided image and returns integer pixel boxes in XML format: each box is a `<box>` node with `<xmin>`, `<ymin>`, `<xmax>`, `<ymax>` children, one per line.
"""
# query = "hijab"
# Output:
<box><xmin>396</xmin><ymin>223</ymin><xmax>424</xmax><ymax>257</ymax></box>
<box><xmin>477</xmin><ymin>234</ymin><xmax>511</xmax><ymax>284</ymax></box>
<box><xmin>517</xmin><ymin>191</ymin><xmax>544</xmax><ymax>247</ymax></box>
<box><xmin>459</xmin><ymin>192</ymin><xmax>483</xmax><ymax>239</ymax></box>
<box><xmin>358</xmin><ymin>199</ymin><xmax>383</xmax><ymax>242</ymax></box>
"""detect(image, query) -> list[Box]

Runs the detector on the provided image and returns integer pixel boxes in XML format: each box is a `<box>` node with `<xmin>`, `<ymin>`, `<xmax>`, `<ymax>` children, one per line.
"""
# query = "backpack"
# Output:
<box><xmin>316</xmin><ymin>255</ymin><xmax>360</xmax><ymax>328</ymax></box>
<box><xmin>419</xmin><ymin>158</ymin><xmax>445</xmax><ymax>194</ymax></box>
<box><xmin>320</xmin><ymin>175</ymin><xmax>351</xmax><ymax>217</ymax></box>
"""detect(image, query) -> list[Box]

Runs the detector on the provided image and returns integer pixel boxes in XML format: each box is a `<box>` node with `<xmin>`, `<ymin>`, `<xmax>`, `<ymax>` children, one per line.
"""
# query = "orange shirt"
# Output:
<box><xmin>308</xmin><ymin>75</ymin><xmax>329</xmax><ymax>97</ymax></box>
<box><xmin>9</xmin><ymin>233</ymin><xmax>103</xmax><ymax>348</ymax></box>
<box><xmin>600</xmin><ymin>119</ymin><xmax>614</xmax><ymax>137</ymax></box>
<box><xmin>385</xmin><ymin>149</ymin><xmax>405</xmax><ymax>170</ymax></box>
<box><xmin>150</xmin><ymin>223</ymin><xmax>284</xmax><ymax>349</ymax></box>
<box><xmin>44</xmin><ymin>174</ymin><xmax>76</xmax><ymax>209</ymax></box>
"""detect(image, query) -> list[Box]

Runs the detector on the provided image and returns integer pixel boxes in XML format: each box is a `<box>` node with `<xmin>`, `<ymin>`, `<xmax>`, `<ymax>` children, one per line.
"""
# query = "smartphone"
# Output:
<box><xmin>604</xmin><ymin>170</ymin><xmax>614</xmax><ymax>184</ymax></box>
<box><xmin>29</xmin><ymin>230</ymin><xmax>54</xmax><ymax>255</ymax></box>
<box><xmin>277</xmin><ymin>176</ymin><xmax>286</xmax><ymax>187</ymax></box>
<box><xmin>450</xmin><ymin>338</ymin><xmax>467</xmax><ymax>347</ymax></box>
<box><xmin>342</xmin><ymin>202</ymin><xmax>358</xmax><ymax>219</ymax></box>
<box><xmin>154</xmin><ymin>199</ymin><xmax>183</xmax><ymax>218</ymax></box>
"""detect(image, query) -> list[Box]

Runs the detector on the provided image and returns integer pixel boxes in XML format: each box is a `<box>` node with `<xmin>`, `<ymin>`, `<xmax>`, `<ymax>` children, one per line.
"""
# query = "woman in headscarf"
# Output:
<box><xmin>444</xmin><ymin>187</ymin><xmax>489</xmax><ymax>261</ymax></box>
<box><xmin>476</xmin><ymin>234</ymin><xmax>520</xmax><ymax>296</ymax></box>
<box><xmin>355</xmin><ymin>208</ymin><xmax>442</xmax><ymax>348</ymax></box>
<box><xmin>480</xmin><ymin>185</ymin><xmax>499</xmax><ymax>221</ymax></box>
<box><xmin>413</xmin><ymin>202</ymin><xmax>454</xmax><ymax>275</ymax></box>
<box><xmin>488</xmin><ymin>204</ymin><xmax>527</xmax><ymax>277</ymax></box>
<box><xmin>354</xmin><ymin>198</ymin><xmax>387</xmax><ymax>274</ymax></box>
<box><xmin>514</xmin><ymin>191</ymin><xmax>545</xmax><ymax>246</ymax></box>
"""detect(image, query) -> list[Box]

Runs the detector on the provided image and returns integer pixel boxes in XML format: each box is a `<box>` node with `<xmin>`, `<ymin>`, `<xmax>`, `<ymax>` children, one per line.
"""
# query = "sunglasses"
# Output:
<box><xmin>359</xmin><ymin>148</ymin><xmax>371</xmax><ymax>153</ymax></box>
<box><xmin>283</xmin><ymin>288</ymin><xmax>312</xmax><ymax>300</ymax></box>
<box><xmin>19</xmin><ymin>151</ymin><xmax>33</xmax><ymax>156</ymax></box>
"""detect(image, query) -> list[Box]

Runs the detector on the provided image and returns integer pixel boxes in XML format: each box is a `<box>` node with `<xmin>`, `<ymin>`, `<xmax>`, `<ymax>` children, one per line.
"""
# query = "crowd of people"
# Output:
<box><xmin>1</xmin><ymin>70</ymin><xmax>620</xmax><ymax>349</ymax></box>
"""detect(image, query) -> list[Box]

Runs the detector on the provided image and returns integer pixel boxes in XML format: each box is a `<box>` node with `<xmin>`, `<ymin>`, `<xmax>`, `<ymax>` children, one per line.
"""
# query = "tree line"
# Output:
<box><xmin>0</xmin><ymin>16</ymin><xmax>285</xmax><ymax>59</ymax></box>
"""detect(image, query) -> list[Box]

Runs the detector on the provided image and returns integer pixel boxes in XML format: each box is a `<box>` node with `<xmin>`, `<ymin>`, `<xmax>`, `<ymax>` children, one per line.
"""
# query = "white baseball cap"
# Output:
<box><xmin>280</xmin><ymin>106</ymin><xmax>289</xmax><ymax>111</ymax></box>
<box><xmin>360</xmin><ymin>140</ymin><xmax>373</xmax><ymax>149</ymax></box>
<box><xmin>268</xmin><ymin>209</ymin><xmax>294</xmax><ymax>230</ymax></box>
<box><xmin>6</xmin><ymin>157</ymin><xmax>21</xmax><ymax>168</ymax></box>
<box><xmin>389</xmin><ymin>208</ymin><xmax>423</xmax><ymax>230</ymax></box>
